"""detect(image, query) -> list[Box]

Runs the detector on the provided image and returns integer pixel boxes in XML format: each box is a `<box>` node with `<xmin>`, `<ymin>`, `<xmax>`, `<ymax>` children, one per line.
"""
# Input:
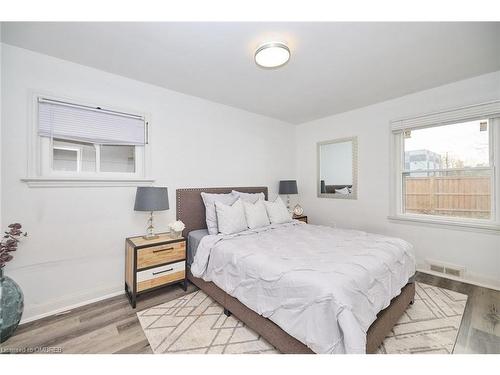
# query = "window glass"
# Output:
<box><xmin>402</xmin><ymin>119</ymin><xmax>492</xmax><ymax>220</ymax></box>
<box><xmin>100</xmin><ymin>145</ymin><xmax>135</xmax><ymax>173</ymax></box>
<box><xmin>403</xmin><ymin>120</ymin><xmax>490</xmax><ymax>170</ymax></box>
<box><xmin>53</xmin><ymin>139</ymin><xmax>96</xmax><ymax>172</ymax></box>
<box><xmin>53</xmin><ymin>148</ymin><xmax>78</xmax><ymax>172</ymax></box>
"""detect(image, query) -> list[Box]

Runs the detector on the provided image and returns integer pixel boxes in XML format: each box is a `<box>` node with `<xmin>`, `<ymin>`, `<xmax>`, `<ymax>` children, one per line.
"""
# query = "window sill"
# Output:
<box><xmin>21</xmin><ymin>177</ymin><xmax>155</xmax><ymax>188</ymax></box>
<box><xmin>388</xmin><ymin>214</ymin><xmax>500</xmax><ymax>233</ymax></box>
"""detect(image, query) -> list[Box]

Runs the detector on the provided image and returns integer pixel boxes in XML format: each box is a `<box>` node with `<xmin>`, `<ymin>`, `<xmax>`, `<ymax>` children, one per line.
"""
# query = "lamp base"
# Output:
<box><xmin>143</xmin><ymin>211</ymin><xmax>159</xmax><ymax>240</ymax></box>
<box><xmin>142</xmin><ymin>234</ymin><xmax>159</xmax><ymax>240</ymax></box>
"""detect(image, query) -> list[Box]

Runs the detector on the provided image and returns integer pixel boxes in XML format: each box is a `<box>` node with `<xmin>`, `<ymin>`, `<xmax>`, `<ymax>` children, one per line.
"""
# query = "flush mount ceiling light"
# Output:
<box><xmin>254</xmin><ymin>41</ymin><xmax>290</xmax><ymax>68</ymax></box>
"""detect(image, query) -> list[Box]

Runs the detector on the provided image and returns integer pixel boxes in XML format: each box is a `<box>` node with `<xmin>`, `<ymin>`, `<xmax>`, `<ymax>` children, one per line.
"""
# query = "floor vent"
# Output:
<box><xmin>445</xmin><ymin>267</ymin><xmax>462</xmax><ymax>277</ymax></box>
<box><xmin>427</xmin><ymin>259</ymin><xmax>465</xmax><ymax>278</ymax></box>
<box><xmin>430</xmin><ymin>264</ymin><xmax>445</xmax><ymax>273</ymax></box>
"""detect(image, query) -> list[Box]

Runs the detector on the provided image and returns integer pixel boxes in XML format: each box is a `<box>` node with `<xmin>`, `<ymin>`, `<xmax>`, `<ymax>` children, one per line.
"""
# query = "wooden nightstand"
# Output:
<box><xmin>125</xmin><ymin>233</ymin><xmax>187</xmax><ymax>308</ymax></box>
<box><xmin>293</xmin><ymin>215</ymin><xmax>308</xmax><ymax>223</ymax></box>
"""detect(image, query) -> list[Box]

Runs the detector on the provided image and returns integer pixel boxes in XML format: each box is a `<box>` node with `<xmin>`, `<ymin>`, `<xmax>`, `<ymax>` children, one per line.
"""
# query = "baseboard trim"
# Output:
<box><xmin>417</xmin><ymin>268</ymin><xmax>500</xmax><ymax>291</ymax></box>
<box><xmin>20</xmin><ymin>289</ymin><xmax>125</xmax><ymax>325</ymax></box>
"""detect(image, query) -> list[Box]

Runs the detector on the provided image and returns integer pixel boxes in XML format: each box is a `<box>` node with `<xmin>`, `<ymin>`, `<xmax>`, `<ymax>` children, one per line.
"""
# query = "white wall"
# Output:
<box><xmin>297</xmin><ymin>71</ymin><xmax>500</xmax><ymax>287</ymax></box>
<box><xmin>1</xmin><ymin>44</ymin><xmax>295</xmax><ymax>321</ymax></box>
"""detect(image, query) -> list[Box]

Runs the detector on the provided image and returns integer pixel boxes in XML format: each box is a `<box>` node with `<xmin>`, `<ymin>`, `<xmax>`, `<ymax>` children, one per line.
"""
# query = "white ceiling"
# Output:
<box><xmin>2</xmin><ymin>22</ymin><xmax>500</xmax><ymax>124</ymax></box>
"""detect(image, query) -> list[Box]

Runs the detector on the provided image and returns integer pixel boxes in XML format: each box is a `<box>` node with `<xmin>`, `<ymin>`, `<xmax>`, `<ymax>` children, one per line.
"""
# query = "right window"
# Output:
<box><xmin>402</xmin><ymin>119</ymin><xmax>492</xmax><ymax>220</ymax></box>
<box><xmin>391</xmin><ymin>102</ymin><xmax>500</xmax><ymax>230</ymax></box>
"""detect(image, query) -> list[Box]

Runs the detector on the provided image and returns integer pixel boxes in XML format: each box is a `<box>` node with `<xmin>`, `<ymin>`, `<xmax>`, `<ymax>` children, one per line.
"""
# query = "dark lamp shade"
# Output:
<box><xmin>279</xmin><ymin>180</ymin><xmax>298</xmax><ymax>195</ymax></box>
<box><xmin>134</xmin><ymin>187</ymin><xmax>169</xmax><ymax>212</ymax></box>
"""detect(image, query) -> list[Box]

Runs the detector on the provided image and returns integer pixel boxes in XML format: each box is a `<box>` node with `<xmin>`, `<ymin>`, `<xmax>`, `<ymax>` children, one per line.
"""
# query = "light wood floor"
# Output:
<box><xmin>1</xmin><ymin>272</ymin><xmax>499</xmax><ymax>354</ymax></box>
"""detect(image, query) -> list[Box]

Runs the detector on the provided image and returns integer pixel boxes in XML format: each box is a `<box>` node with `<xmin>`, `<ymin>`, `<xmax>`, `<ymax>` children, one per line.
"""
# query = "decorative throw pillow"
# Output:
<box><xmin>243</xmin><ymin>199</ymin><xmax>270</xmax><ymax>229</ymax></box>
<box><xmin>231</xmin><ymin>190</ymin><xmax>265</xmax><ymax>203</ymax></box>
<box><xmin>215</xmin><ymin>199</ymin><xmax>248</xmax><ymax>235</ymax></box>
<box><xmin>264</xmin><ymin>196</ymin><xmax>292</xmax><ymax>224</ymax></box>
<box><xmin>335</xmin><ymin>187</ymin><xmax>350</xmax><ymax>195</ymax></box>
<box><xmin>201</xmin><ymin>192</ymin><xmax>238</xmax><ymax>235</ymax></box>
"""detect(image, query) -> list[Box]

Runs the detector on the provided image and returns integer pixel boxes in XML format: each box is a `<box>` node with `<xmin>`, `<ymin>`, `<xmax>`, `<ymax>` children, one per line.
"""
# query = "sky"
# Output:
<box><xmin>404</xmin><ymin>119</ymin><xmax>490</xmax><ymax>168</ymax></box>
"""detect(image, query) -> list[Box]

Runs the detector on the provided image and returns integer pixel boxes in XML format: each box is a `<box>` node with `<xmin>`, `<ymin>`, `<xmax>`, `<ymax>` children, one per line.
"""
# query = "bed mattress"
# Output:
<box><xmin>190</xmin><ymin>221</ymin><xmax>415</xmax><ymax>354</ymax></box>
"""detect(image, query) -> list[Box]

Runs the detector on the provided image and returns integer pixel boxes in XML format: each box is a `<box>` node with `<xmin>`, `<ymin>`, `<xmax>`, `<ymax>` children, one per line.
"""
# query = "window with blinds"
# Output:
<box><xmin>36</xmin><ymin>97</ymin><xmax>148</xmax><ymax>178</ymax></box>
<box><xmin>390</xmin><ymin>101</ymin><xmax>500</xmax><ymax>229</ymax></box>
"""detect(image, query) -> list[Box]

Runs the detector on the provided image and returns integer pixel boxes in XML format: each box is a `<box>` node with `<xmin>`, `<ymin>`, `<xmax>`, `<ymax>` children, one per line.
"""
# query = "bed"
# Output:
<box><xmin>176</xmin><ymin>187</ymin><xmax>416</xmax><ymax>354</ymax></box>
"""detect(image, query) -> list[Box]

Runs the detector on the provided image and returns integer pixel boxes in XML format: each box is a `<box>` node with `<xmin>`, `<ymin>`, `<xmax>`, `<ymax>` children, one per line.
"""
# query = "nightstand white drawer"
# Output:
<box><xmin>137</xmin><ymin>261</ymin><xmax>185</xmax><ymax>282</ymax></box>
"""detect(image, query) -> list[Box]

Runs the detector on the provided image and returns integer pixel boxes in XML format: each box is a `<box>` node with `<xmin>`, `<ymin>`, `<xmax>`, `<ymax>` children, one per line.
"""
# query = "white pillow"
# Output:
<box><xmin>215</xmin><ymin>199</ymin><xmax>248</xmax><ymax>235</ymax></box>
<box><xmin>335</xmin><ymin>187</ymin><xmax>350</xmax><ymax>194</ymax></box>
<box><xmin>243</xmin><ymin>199</ymin><xmax>270</xmax><ymax>229</ymax></box>
<box><xmin>231</xmin><ymin>190</ymin><xmax>265</xmax><ymax>203</ymax></box>
<box><xmin>201</xmin><ymin>192</ymin><xmax>238</xmax><ymax>235</ymax></box>
<box><xmin>264</xmin><ymin>196</ymin><xmax>292</xmax><ymax>224</ymax></box>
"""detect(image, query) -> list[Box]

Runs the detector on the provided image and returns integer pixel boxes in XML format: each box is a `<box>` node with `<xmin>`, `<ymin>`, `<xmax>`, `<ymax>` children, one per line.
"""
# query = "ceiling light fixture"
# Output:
<box><xmin>254</xmin><ymin>41</ymin><xmax>290</xmax><ymax>68</ymax></box>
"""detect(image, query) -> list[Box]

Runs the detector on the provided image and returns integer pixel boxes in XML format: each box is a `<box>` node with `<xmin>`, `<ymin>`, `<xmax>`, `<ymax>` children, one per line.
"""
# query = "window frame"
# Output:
<box><xmin>389</xmin><ymin>103</ymin><xmax>500</xmax><ymax>232</ymax></box>
<box><xmin>23</xmin><ymin>92</ymin><xmax>154</xmax><ymax>187</ymax></box>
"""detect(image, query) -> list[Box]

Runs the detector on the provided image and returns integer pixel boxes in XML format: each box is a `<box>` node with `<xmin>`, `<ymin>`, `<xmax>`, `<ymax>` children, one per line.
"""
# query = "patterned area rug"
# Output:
<box><xmin>377</xmin><ymin>282</ymin><xmax>467</xmax><ymax>354</ymax></box>
<box><xmin>137</xmin><ymin>282</ymin><xmax>467</xmax><ymax>354</ymax></box>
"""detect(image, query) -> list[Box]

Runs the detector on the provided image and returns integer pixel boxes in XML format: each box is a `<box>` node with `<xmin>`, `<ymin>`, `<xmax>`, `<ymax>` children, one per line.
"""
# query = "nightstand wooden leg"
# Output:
<box><xmin>182</xmin><ymin>279</ymin><xmax>188</xmax><ymax>291</ymax></box>
<box><xmin>125</xmin><ymin>284</ymin><xmax>137</xmax><ymax>309</ymax></box>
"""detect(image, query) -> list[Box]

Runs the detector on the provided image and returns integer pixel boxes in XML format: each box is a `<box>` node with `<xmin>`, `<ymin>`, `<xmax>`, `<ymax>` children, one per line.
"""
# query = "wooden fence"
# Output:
<box><xmin>404</xmin><ymin>176</ymin><xmax>491</xmax><ymax>219</ymax></box>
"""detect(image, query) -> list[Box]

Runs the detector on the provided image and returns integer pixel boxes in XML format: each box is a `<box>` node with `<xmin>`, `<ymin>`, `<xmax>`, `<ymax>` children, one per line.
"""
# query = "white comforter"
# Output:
<box><xmin>190</xmin><ymin>222</ymin><xmax>415</xmax><ymax>354</ymax></box>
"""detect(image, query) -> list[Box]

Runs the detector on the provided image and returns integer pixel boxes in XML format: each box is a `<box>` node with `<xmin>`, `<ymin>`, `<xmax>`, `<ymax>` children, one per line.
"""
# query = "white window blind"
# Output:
<box><xmin>38</xmin><ymin>98</ymin><xmax>146</xmax><ymax>145</ymax></box>
<box><xmin>391</xmin><ymin>100</ymin><xmax>500</xmax><ymax>133</ymax></box>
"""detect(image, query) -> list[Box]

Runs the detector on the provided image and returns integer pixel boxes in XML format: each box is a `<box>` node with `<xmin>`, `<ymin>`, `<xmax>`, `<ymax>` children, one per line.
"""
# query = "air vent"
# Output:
<box><xmin>430</xmin><ymin>264</ymin><xmax>445</xmax><ymax>273</ymax></box>
<box><xmin>426</xmin><ymin>259</ymin><xmax>465</xmax><ymax>278</ymax></box>
<box><xmin>445</xmin><ymin>267</ymin><xmax>462</xmax><ymax>277</ymax></box>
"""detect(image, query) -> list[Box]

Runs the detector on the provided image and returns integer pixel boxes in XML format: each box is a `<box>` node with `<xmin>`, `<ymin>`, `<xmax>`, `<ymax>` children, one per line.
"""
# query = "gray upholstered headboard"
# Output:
<box><xmin>176</xmin><ymin>187</ymin><xmax>268</xmax><ymax>236</ymax></box>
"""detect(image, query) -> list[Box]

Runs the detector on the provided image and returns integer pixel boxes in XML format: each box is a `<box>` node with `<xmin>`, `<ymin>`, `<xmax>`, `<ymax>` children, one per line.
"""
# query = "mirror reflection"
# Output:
<box><xmin>317</xmin><ymin>137</ymin><xmax>357</xmax><ymax>199</ymax></box>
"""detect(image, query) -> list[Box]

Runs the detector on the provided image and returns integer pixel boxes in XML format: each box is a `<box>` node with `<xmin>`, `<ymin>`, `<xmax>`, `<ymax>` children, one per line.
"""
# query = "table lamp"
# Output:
<box><xmin>134</xmin><ymin>187</ymin><xmax>169</xmax><ymax>240</ymax></box>
<box><xmin>279</xmin><ymin>180</ymin><xmax>298</xmax><ymax>212</ymax></box>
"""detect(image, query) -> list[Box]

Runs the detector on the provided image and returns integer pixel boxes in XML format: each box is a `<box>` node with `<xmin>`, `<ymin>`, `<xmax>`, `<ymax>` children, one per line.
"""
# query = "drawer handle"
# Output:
<box><xmin>153</xmin><ymin>268</ymin><xmax>173</xmax><ymax>275</ymax></box>
<box><xmin>153</xmin><ymin>247</ymin><xmax>174</xmax><ymax>253</ymax></box>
